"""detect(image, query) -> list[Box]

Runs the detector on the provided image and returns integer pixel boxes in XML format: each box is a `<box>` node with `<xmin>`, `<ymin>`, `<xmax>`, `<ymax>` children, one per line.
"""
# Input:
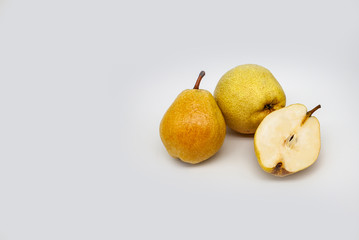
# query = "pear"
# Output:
<box><xmin>160</xmin><ymin>71</ymin><xmax>226</xmax><ymax>164</ymax></box>
<box><xmin>214</xmin><ymin>64</ymin><xmax>286</xmax><ymax>134</ymax></box>
<box><xmin>254</xmin><ymin>104</ymin><xmax>321</xmax><ymax>177</ymax></box>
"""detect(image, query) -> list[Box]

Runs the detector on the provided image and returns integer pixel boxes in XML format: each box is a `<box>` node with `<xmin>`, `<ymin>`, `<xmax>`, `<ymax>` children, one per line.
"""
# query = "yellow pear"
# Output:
<box><xmin>214</xmin><ymin>64</ymin><xmax>286</xmax><ymax>134</ymax></box>
<box><xmin>160</xmin><ymin>71</ymin><xmax>226</xmax><ymax>164</ymax></box>
<box><xmin>254</xmin><ymin>104</ymin><xmax>321</xmax><ymax>177</ymax></box>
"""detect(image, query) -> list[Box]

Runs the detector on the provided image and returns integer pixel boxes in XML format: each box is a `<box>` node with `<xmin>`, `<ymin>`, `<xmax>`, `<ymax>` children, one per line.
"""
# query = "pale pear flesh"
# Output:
<box><xmin>254</xmin><ymin>104</ymin><xmax>321</xmax><ymax>176</ymax></box>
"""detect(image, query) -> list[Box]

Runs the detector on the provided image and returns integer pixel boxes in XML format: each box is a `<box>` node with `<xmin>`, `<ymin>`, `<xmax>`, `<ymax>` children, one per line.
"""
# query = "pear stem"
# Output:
<box><xmin>193</xmin><ymin>71</ymin><xmax>205</xmax><ymax>89</ymax></box>
<box><xmin>307</xmin><ymin>104</ymin><xmax>321</xmax><ymax>117</ymax></box>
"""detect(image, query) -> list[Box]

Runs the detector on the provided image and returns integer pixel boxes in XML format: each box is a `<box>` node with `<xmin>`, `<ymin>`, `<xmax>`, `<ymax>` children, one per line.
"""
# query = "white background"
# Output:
<box><xmin>1</xmin><ymin>0</ymin><xmax>359</xmax><ymax>239</ymax></box>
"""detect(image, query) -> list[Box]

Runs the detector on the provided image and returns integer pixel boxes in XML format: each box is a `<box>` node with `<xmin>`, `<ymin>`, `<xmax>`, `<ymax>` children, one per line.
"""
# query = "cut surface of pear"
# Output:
<box><xmin>254</xmin><ymin>104</ymin><xmax>321</xmax><ymax>177</ymax></box>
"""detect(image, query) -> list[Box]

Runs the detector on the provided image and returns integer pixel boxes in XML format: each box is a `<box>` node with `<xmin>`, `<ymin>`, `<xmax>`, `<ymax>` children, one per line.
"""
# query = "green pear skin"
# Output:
<box><xmin>214</xmin><ymin>64</ymin><xmax>286</xmax><ymax>134</ymax></box>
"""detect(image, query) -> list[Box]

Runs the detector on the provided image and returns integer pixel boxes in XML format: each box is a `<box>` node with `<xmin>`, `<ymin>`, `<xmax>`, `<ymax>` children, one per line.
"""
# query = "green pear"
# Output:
<box><xmin>160</xmin><ymin>71</ymin><xmax>226</xmax><ymax>164</ymax></box>
<box><xmin>254</xmin><ymin>104</ymin><xmax>321</xmax><ymax>177</ymax></box>
<box><xmin>214</xmin><ymin>64</ymin><xmax>286</xmax><ymax>134</ymax></box>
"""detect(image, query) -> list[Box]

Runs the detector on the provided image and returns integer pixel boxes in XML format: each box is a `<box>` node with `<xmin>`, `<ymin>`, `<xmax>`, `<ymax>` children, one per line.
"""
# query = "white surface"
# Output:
<box><xmin>0</xmin><ymin>0</ymin><xmax>359</xmax><ymax>239</ymax></box>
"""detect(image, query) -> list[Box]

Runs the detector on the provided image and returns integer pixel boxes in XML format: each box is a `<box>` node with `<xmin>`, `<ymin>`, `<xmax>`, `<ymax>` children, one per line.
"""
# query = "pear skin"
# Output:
<box><xmin>214</xmin><ymin>64</ymin><xmax>286</xmax><ymax>134</ymax></box>
<box><xmin>160</xmin><ymin>72</ymin><xmax>226</xmax><ymax>164</ymax></box>
<box><xmin>254</xmin><ymin>104</ymin><xmax>321</xmax><ymax>177</ymax></box>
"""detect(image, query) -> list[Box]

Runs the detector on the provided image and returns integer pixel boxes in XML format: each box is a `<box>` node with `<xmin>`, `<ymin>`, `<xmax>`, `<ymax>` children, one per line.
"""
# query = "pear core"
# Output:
<box><xmin>254</xmin><ymin>104</ymin><xmax>321</xmax><ymax>176</ymax></box>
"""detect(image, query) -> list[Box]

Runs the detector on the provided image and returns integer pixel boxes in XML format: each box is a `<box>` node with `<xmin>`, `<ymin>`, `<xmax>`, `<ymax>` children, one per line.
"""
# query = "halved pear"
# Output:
<box><xmin>254</xmin><ymin>104</ymin><xmax>321</xmax><ymax>177</ymax></box>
